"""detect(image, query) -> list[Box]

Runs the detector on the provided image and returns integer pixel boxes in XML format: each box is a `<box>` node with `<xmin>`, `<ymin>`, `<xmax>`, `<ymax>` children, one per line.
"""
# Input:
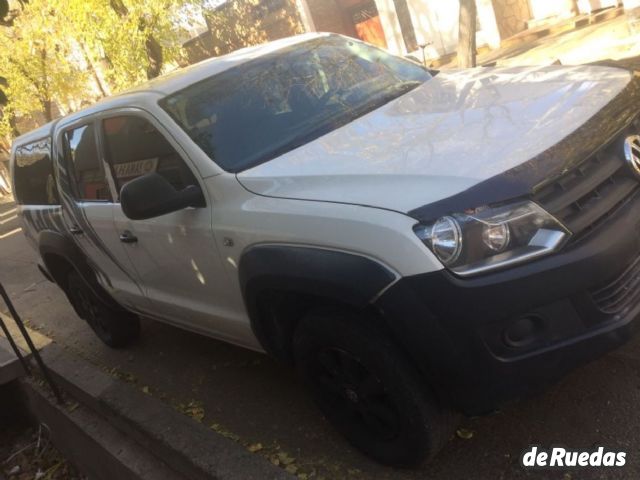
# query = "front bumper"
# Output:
<box><xmin>376</xmin><ymin>189</ymin><xmax>640</xmax><ymax>415</ymax></box>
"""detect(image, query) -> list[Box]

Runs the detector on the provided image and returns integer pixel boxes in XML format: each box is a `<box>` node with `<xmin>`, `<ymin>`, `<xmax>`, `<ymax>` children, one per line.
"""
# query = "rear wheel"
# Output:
<box><xmin>293</xmin><ymin>310</ymin><xmax>457</xmax><ymax>467</ymax></box>
<box><xmin>66</xmin><ymin>270</ymin><xmax>140</xmax><ymax>348</ymax></box>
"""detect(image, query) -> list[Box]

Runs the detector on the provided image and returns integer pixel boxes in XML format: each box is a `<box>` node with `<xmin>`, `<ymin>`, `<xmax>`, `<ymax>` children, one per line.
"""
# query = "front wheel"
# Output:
<box><xmin>66</xmin><ymin>270</ymin><xmax>140</xmax><ymax>348</ymax></box>
<box><xmin>293</xmin><ymin>310</ymin><xmax>457</xmax><ymax>467</ymax></box>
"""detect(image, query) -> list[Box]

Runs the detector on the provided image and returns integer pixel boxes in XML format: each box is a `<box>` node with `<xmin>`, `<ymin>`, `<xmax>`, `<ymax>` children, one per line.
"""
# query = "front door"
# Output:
<box><xmin>97</xmin><ymin>112</ymin><xmax>238</xmax><ymax>340</ymax></box>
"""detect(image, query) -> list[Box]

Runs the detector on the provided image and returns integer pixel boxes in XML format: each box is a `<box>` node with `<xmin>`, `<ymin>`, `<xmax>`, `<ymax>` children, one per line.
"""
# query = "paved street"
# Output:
<box><xmin>2</xmin><ymin>195</ymin><xmax>640</xmax><ymax>480</ymax></box>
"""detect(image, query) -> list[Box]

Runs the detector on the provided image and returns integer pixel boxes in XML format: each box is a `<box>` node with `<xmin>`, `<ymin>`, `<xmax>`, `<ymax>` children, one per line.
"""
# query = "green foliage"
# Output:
<box><xmin>0</xmin><ymin>0</ymin><xmax>197</xmax><ymax>147</ymax></box>
<box><xmin>53</xmin><ymin>0</ymin><xmax>193</xmax><ymax>91</ymax></box>
<box><xmin>0</xmin><ymin>1</ymin><xmax>87</xmax><ymax>123</ymax></box>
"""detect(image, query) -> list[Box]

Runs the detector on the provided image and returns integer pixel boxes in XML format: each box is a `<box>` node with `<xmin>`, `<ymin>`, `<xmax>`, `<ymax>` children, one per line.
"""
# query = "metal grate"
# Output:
<box><xmin>533</xmin><ymin>148</ymin><xmax>640</xmax><ymax>239</ymax></box>
<box><xmin>590</xmin><ymin>253</ymin><xmax>640</xmax><ymax>315</ymax></box>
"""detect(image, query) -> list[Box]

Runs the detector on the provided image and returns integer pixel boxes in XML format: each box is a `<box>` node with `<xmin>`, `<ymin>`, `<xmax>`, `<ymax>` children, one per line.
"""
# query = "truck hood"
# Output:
<box><xmin>237</xmin><ymin>65</ymin><xmax>632</xmax><ymax>213</ymax></box>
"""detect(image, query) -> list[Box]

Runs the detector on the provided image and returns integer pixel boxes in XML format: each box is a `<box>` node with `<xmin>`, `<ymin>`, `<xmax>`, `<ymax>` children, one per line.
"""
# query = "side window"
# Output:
<box><xmin>64</xmin><ymin>124</ymin><xmax>111</xmax><ymax>201</ymax></box>
<box><xmin>13</xmin><ymin>137</ymin><xmax>59</xmax><ymax>205</ymax></box>
<box><xmin>102</xmin><ymin>115</ymin><xmax>198</xmax><ymax>197</ymax></box>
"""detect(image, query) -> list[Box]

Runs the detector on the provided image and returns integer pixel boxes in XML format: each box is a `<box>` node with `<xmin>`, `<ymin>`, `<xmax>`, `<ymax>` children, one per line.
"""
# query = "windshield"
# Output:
<box><xmin>161</xmin><ymin>36</ymin><xmax>432</xmax><ymax>173</ymax></box>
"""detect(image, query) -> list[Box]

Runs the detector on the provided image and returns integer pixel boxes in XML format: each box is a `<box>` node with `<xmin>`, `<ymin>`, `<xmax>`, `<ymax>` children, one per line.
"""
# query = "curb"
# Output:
<box><xmin>37</xmin><ymin>343</ymin><xmax>294</xmax><ymax>480</ymax></box>
<box><xmin>21</xmin><ymin>378</ymin><xmax>187</xmax><ymax>480</ymax></box>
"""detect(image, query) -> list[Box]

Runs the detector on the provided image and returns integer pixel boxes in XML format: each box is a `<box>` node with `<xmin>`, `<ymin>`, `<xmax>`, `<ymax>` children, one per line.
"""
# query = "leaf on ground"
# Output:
<box><xmin>277</xmin><ymin>451</ymin><xmax>295</xmax><ymax>465</ymax></box>
<box><xmin>247</xmin><ymin>443</ymin><xmax>263</xmax><ymax>453</ymax></box>
<box><xmin>142</xmin><ymin>386</ymin><xmax>150</xmax><ymax>395</ymax></box>
<box><xmin>184</xmin><ymin>401</ymin><xmax>205</xmax><ymax>422</ymax></box>
<box><xmin>456</xmin><ymin>428</ymin><xmax>474</xmax><ymax>440</ymax></box>
<box><xmin>221</xmin><ymin>431</ymin><xmax>240</xmax><ymax>441</ymax></box>
<box><xmin>285</xmin><ymin>464</ymin><xmax>298</xmax><ymax>474</ymax></box>
<box><xmin>209</xmin><ymin>423</ymin><xmax>240</xmax><ymax>441</ymax></box>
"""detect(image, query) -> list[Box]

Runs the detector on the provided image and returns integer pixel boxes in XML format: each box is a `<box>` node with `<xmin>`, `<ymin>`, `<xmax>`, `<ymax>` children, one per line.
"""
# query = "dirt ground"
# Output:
<box><xmin>0</xmin><ymin>425</ymin><xmax>85</xmax><ymax>480</ymax></box>
<box><xmin>0</xmin><ymin>383</ymin><xmax>84</xmax><ymax>480</ymax></box>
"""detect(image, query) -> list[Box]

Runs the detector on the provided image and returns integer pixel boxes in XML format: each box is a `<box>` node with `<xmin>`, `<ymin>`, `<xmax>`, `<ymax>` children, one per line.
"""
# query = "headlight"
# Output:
<box><xmin>414</xmin><ymin>200</ymin><xmax>570</xmax><ymax>276</ymax></box>
<box><xmin>430</xmin><ymin>216</ymin><xmax>462</xmax><ymax>264</ymax></box>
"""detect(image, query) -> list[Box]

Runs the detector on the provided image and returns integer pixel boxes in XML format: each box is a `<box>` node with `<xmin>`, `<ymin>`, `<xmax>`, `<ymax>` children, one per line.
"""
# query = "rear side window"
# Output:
<box><xmin>13</xmin><ymin>137</ymin><xmax>59</xmax><ymax>205</ymax></box>
<box><xmin>64</xmin><ymin>124</ymin><xmax>111</xmax><ymax>201</ymax></box>
<box><xmin>102</xmin><ymin>115</ymin><xmax>198</xmax><ymax>196</ymax></box>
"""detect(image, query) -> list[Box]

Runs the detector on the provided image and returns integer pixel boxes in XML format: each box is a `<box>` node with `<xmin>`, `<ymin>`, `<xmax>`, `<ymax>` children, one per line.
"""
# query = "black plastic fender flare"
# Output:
<box><xmin>238</xmin><ymin>244</ymin><xmax>397</xmax><ymax>356</ymax></box>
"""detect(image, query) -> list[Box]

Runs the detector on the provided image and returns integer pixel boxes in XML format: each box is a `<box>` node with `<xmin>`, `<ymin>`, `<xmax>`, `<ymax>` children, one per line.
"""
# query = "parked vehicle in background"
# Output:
<box><xmin>9</xmin><ymin>33</ymin><xmax>640</xmax><ymax>466</ymax></box>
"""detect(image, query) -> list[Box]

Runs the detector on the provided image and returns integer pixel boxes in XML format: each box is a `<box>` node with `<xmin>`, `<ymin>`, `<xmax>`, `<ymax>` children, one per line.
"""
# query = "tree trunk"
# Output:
<box><xmin>80</xmin><ymin>43</ymin><xmax>109</xmax><ymax>97</ymax></box>
<box><xmin>109</xmin><ymin>1</ymin><xmax>163</xmax><ymax>79</ymax></box>
<box><xmin>458</xmin><ymin>0</ymin><xmax>477</xmax><ymax>68</ymax></box>
<box><xmin>42</xmin><ymin>99</ymin><xmax>53</xmax><ymax>122</ymax></box>
<box><xmin>145</xmin><ymin>35</ymin><xmax>163</xmax><ymax>79</ymax></box>
<box><xmin>109</xmin><ymin>0</ymin><xmax>128</xmax><ymax>16</ymax></box>
<box><xmin>8</xmin><ymin>111</ymin><xmax>20</xmax><ymax>138</ymax></box>
<box><xmin>39</xmin><ymin>47</ymin><xmax>53</xmax><ymax>122</ymax></box>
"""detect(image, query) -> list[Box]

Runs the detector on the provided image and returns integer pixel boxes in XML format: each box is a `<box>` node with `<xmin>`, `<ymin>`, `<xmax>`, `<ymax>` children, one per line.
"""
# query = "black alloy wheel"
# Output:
<box><xmin>294</xmin><ymin>309</ymin><xmax>458</xmax><ymax>467</ymax></box>
<box><xmin>66</xmin><ymin>270</ymin><xmax>140</xmax><ymax>348</ymax></box>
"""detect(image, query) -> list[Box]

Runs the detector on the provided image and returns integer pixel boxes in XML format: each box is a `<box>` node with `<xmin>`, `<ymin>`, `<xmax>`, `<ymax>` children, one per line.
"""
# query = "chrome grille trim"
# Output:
<box><xmin>533</xmin><ymin>147</ymin><xmax>640</xmax><ymax>239</ymax></box>
<box><xmin>591</xmin><ymin>253</ymin><xmax>640</xmax><ymax>315</ymax></box>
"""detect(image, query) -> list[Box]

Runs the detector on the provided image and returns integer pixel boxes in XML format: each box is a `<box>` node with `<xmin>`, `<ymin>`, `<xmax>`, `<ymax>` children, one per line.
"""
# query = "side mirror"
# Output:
<box><xmin>120</xmin><ymin>173</ymin><xmax>205</xmax><ymax>220</ymax></box>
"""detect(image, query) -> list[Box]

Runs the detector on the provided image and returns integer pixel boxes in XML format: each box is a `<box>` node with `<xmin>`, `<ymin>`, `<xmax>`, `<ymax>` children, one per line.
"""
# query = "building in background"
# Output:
<box><xmin>183</xmin><ymin>0</ymin><xmax>622</xmax><ymax>64</ymax></box>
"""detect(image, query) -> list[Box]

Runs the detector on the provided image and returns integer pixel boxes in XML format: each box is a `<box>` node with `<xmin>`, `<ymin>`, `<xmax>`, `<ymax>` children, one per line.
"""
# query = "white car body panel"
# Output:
<box><xmin>207</xmin><ymin>173</ymin><xmax>442</xmax><ymax>277</ymax></box>
<box><xmin>237</xmin><ymin>65</ymin><xmax>631</xmax><ymax>212</ymax></box>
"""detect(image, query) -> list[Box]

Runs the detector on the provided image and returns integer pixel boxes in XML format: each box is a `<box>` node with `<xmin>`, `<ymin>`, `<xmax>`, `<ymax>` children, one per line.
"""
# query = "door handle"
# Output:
<box><xmin>69</xmin><ymin>225</ymin><xmax>83</xmax><ymax>235</ymax></box>
<box><xmin>119</xmin><ymin>230</ymin><xmax>138</xmax><ymax>244</ymax></box>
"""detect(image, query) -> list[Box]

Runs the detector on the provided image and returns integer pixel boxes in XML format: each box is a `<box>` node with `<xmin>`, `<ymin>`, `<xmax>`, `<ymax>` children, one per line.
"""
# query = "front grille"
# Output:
<box><xmin>590</xmin><ymin>253</ymin><xmax>640</xmax><ymax>315</ymax></box>
<box><xmin>533</xmin><ymin>148</ymin><xmax>640</xmax><ymax>239</ymax></box>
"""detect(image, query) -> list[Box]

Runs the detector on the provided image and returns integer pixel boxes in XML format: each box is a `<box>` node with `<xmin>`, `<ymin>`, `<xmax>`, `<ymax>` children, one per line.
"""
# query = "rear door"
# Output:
<box><xmin>58</xmin><ymin>121</ymin><xmax>146</xmax><ymax>309</ymax></box>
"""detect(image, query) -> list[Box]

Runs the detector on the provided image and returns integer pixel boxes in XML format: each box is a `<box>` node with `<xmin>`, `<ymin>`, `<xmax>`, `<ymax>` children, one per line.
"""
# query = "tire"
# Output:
<box><xmin>293</xmin><ymin>309</ymin><xmax>457</xmax><ymax>467</ymax></box>
<box><xmin>66</xmin><ymin>270</ymin><xmax>140</xmax><ymax>348</ymax></box>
